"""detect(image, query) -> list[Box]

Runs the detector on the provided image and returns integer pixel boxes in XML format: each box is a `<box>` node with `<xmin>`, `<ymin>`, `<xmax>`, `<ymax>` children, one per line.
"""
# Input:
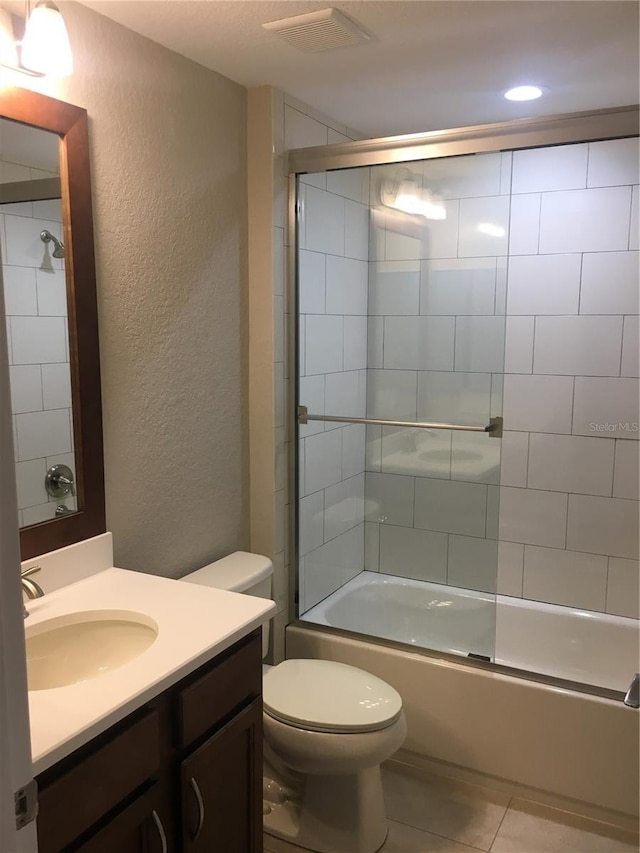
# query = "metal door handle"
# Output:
<box><xmin>151</xmin><ymin>810</ymin><xmax>167</xmax><ymax>853</ymax></box>
<box><xmin>189</xmin><ymin>776</ymin><xmax>205</xmax><ymax>841</ymax></box>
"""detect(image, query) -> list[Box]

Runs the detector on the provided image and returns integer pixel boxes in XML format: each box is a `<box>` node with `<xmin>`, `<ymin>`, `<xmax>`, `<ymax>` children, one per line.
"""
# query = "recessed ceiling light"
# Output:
<box><xmin>504</xmin><ymin>85</ymin><xmax>544</xmax><ymax>102</ymax></box>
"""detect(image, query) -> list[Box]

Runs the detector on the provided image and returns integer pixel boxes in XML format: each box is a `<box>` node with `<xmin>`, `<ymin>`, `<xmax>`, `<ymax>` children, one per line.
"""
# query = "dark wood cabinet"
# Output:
<box><xmin>36</xmin><ymin>630</ymin><xmax>262</xmax><ymax>853</ymax></box>
<box><xmin>181</xmin><ymin>699</ymin><xmax>262</xmax><ymax>852</ymax></box>
<box><xmin>74</xmin><ymin>784</ymin><xmax>170</xmax><ymax>853</ymax></box>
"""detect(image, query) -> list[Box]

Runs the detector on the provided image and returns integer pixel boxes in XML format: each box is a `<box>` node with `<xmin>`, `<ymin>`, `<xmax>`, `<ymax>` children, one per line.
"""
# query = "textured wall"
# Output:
<box><xmin>17</xmin><ymin>2</ymin><xmax>248</xmax><ymax>575</ymax></box>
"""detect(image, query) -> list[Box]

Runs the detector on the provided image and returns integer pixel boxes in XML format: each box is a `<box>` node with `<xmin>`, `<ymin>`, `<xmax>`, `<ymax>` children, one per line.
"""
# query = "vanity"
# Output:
<box><xmin>24</xmin><ymin>535</ymin><xmax>274</xmax><ymax>853</ymax></box>
<box><xmin>2</xmin><ymin>76</ymin><xmax>270</xmax><ymax>853</ymax></box>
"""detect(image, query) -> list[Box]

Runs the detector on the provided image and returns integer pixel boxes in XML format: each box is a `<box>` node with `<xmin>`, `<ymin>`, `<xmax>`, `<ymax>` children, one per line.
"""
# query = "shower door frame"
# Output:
<box><xmin>287</xmin><ymin>104</ymin><xmax>639</xmax><ymax>701</ymax></box>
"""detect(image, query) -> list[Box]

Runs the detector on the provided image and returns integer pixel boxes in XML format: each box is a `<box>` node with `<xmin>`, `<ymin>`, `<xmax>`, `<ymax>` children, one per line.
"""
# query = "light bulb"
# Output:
<box><xmin>22</xmin><ymin>1</ymin><xmax>72</xmax><ymax>76</ymax></box>
<box><xmin>504</xmin><ymin>85</ymin><xmax>543</xmax><ymax>102</ymax></box>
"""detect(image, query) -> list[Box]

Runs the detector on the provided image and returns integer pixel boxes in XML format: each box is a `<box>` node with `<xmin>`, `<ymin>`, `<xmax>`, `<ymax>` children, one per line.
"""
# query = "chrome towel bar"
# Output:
<box><xmin>297</xmin><ymin>406</ymin><xmax>503</xmax><ymax>438</ymax></box>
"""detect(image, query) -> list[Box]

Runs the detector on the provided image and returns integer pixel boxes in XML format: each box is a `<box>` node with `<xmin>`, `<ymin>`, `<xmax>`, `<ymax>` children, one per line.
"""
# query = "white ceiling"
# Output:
<box><xmin>81</xmin><ymin>1</ymin><xmax>639</xmax><ymax>137</ymax></box>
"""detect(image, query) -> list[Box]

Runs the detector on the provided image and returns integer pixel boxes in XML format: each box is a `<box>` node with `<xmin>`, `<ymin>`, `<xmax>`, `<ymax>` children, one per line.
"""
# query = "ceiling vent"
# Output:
<box><xmin>263</xmin><ymin>8</ymin><xmax>371</xmax><ymax>53</ymax></box>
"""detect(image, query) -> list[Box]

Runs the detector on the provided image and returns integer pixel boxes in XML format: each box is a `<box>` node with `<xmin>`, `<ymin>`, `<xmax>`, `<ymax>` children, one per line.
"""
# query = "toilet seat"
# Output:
<box><xmin>263</xmin><ymin>659</ymin><xmax>402</xmax><ymax>733</ymax></box>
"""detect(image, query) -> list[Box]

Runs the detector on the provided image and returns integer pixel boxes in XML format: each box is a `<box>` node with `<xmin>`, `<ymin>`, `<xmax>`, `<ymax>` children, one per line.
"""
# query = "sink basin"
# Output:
<box><xmin>26</xmin><ymin>610</ymin><xmax>158</xmax><ymax>691</ymax></box>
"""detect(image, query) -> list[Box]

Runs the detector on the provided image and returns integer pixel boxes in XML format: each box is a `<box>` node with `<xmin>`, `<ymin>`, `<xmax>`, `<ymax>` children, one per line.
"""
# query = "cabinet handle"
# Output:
<box><xmin>151</xmin><ymin>810</ymin><xmax>168</xmax><ymax>853</ymax></box>
<box><xmin>189</xmin><ymin>777</ymin><xmax>205</xmax><ymax>841</ymax></box>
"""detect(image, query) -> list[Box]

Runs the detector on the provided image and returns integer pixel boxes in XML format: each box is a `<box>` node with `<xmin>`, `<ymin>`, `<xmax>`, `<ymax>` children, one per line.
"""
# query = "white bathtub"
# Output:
<box><xmin>290</xmin><ymin>575</ymin><xmax>640</xmax><ymax>819</ymax></box>
<box><xmin>301</xmin><ymin>571</ymin><xmax>639</xmax><ymax>692</ymax></box>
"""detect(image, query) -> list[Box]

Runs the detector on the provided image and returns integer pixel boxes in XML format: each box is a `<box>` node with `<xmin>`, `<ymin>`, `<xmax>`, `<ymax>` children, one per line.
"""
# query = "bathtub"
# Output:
<box><xmin>301</xmin><ymin>571</ymin><xmax>639</xmax><ymax>692</ymax></box>
<box><xmin>290</xmin><ymin>571</ymin><xmax>640</xmax><ymax>820</ymax></box>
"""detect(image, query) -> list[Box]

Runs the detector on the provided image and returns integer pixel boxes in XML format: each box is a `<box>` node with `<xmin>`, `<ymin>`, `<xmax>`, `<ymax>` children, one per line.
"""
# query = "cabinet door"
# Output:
<box><xmin>73</xmin><ymin>784</ymin><xmax>170</xmax><ymax>853</ymax></box>
<box><xmin>181</xmin><ymin>699</ymin><xmax>262</xmax><ymax>853</ymax></box>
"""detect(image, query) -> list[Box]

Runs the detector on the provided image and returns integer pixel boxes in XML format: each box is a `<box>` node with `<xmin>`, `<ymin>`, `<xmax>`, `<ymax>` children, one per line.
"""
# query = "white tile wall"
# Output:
<box><xmin>3</xmin><ymin>265</ymin><xmax>37</xmax><ymax>314</ymax></box>
<box><xmin>499</xmin><ymin>487</ymin><xmax>568</xmax><ymax>548</ymax></box>
<box><xmin>566</xmin><ymin>495</ymin><xmax>639</xmax><ymax>560</ymax></box>
<box><xmin>420</xmin><ymin>257</ymin><xmax>496</xmax><ymax>315</ymax></box>
<box><xmin>41</xmin><ymin>362</ymin><xmax>72</xmax><ymax>410</ymax></box>
<box><xmin>414</xmin><ymin>478</ymin><xmax>487</xmax><ymax>537</ymax></box>
<box><xmin>379</xmin><ymin>524</ymin><xmax>448</xmax><ymax>583</ymax></box>
<box><xmin>304</xmin><ymin>315</ymin><xmax>343</xmax><ymax>375</ymax></box>
<box><xmin>417</xmin><ymin>371</ymin><xmax>492</xmax><ymax>427</ymax></box>
<box><xmin>304</xmin><ymin>185</ymin><xmax>345</xmax><ymax>256</ymax></box>
<box><xmin>10</xmin><ymin>316</ymin><xmax>66</xmax><ymax>364</ymax></box>
<box><xmin>298</xmin><ymin>491</ymin><xmax>324</xmax><ymax>556</ymax></box>
<box><xmin>369</xmin><ymin>261</ymin><xmax>420</xmax><ymax>315</ymax></box>
<box><xmin>454</xmin><ymin>316</ymin><xmax>505</xmax><ymax>373</ymax></box>
<box><xmin>527</xmin><ymin>434</ymin><xmax>615</xmax><ymax>496</ymax></box>
<box><xmin>302</xmin><ymin>430</ymin><xmax>342</xmax><ymax>495</ymax></box>
<box><xmin>522</xmin><ymin>545</ymin><xmax>608</xmax><ymax>611</ymax></box>
<box><xmin>504</xmin><ymin>317</ymin><xmax>534</xmax><ymax>373</ymax></box>
<box><xmin>365</xmin><ymin>471</ymin><xmax>415</xmax><ymax>527</ymax></box>
<box><xmin>539</xmin><ymin>186</ymin><xmax>632</xmax><ymax>254</ymax></box>
<box><xmin>508</xmin><ymin>194</ymin><xmax>541</xmax><ymax>255</ymax></box>
<box><xmin>368</xmin><ymin>369</ymin><xmax>417</xmax><ymax>420</ymax></box>
<box><xmin>507</xmin><ymin>254</ymin><xmax>582</xmax><ymax>315</ymax></box>
<box><xmin>324</xmin><ymin>474</ymin><xmax>365</xmax><ymax>541</ymax></box>
<box><xmin>1</xmin><ymin>187</ymin><xmax>75</xmax><ymax>518</ymax></box>
<box><xmin>613</xmin><ymin>440</ymin><xmax>639</xmax><ymax>500</ymax></box>
<box><xmin>497</xmin><ymin>541</ymin><xmax>524</xmax><ymax>597</ymax></box>
<box><xmin>532</xmin><ymin>316</ymin><xmax>623</xmax><ymax>376</ymax></box>
<box><xmin>296</xmin><ymin>135</ymin><xmax>639</xmax><ymax>626</ymax></box>
<box><xmin>621</xmin><ymin>316</ymin><xmax>639</xmax><ymax>378</ymax></box>
<box><xmin>298</xmin><ymin>250</ymin><xmax>325</xmax><ymax>314</ymax></box>
<box><xmin>579</xmin><ymin>251</ymin><xmax>639</xmax><ymax>315</ymax></box>
<box><xmin>36</xmin><ymin>268</ymin><xmax>67</xmax><ymax>315</ymax></box>
<box><xmin>344</xmin><ymin>316</ymin><xmax>367</xmax><ymax>371</ymax></box>
<box><xmin>9</xmin><ymin>365</ymin><xmax>42</xmax><ymax>413</ymax></box>
<box><xmin>606</xmin><ymin>557</ymin><xmax>639</xmax><ymax>619</ymax></box>
<box><xmin>448</xmin><ymin>534</ymin><xmax>498</xmax><ymax>593</ymax></box>
<box><xmin>572</xmin><ymin>377</ymin><xmax>639</xmax><ymax>438</ymax></box>
<box><xmin>326</xmin><ymin>256</ymin><xmax>368</xmax><ymax>314</ymax></box>
<box><xmin>512</xmin><ymin>144</ymin><xmax>589</xmax><ymax>194</ymax></box>
<box><xmin>325</xmin><ymin>370</ymin><xmax>366</xmax><ymax>418</ymax></box>
<box><xmin>500</xmin><ymin>431</ymin><xmax>529</xmax><ymax>487</ymax></box>
<box><xmin>15</xmin><ymin>408</ymin><xmax>72</xmax><ymax>461</ymax></box>
<box><xmin>384</xmin><ymin>316</ymin><xmax>455</xmax><ymax>371</ymax></box>
<box><xmin>587</xmin><ymin>137</ymin><xmax>640</xmax><ymax>187</ymax></box>
<box><xmin>15</xmin><ymin>457</ymin><xmax>48</xmax><ymax>509</ymax></box>
<box><xmin>458</xmin><ymin>196</ymin><xmax>510</xmax><ymax>257</ymax></box>
<box><xmin>503</xmin><ymin>374</ymin><xmax>574</xmax><ymax>433</ymax></box>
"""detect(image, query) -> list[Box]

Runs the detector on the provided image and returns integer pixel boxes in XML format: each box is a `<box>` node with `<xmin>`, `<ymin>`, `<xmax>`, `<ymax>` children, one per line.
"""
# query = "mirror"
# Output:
<box><xmin>0</xmin><ymin>87</ymin><xmax>104</xmax><ymax>560</ymax></box>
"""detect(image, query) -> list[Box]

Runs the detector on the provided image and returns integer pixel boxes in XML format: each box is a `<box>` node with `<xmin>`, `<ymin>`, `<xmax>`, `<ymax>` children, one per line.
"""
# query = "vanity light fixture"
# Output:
<box><xmin>504</xmin><ymin>85</ymin><xmax>543</xmax><ymax>102</ymax></box>
<box><xmin>0</xmin><ymin>1</ymin><xmax>72</xmax><ymax>77</ymax></box>
<box><xmin>22</xmin><ymin>1</ymin><xmax>72</xmax><ymax>75</ymax></box>
<box><xmin>380</xmin><ymin>168</ymin><xmax>447</xmax><ymax>220</ymax></box>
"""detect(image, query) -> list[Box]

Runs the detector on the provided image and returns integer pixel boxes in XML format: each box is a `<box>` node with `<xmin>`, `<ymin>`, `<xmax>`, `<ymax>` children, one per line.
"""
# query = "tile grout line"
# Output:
<box><xmin>487</xmin><ymin>796</ymin><xmax>513</xmax><ymax>852</ymax></box>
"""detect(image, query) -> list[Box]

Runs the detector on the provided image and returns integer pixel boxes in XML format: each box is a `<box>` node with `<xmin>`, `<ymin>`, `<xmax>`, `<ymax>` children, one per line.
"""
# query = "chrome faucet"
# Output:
<box><xmin>624</xmin><ymin>673</ymin><xmax>640</xmax><ymax>709</ymax></box>
<box><xmin>21</xmin><ymin>566</ymin><xmax>44</xmax><ymax>618</ymax></box>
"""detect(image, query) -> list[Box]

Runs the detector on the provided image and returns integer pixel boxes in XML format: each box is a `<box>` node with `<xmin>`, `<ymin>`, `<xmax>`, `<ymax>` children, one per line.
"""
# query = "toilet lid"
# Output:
<box><xmin>263</xmin><ymin>659</ymin><xmax>403</xmax><ymax>733</ymax></box>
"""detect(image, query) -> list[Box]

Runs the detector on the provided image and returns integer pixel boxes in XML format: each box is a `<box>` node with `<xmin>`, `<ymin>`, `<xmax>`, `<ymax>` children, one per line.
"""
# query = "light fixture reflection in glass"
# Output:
<box><xmin>21</xmin><ymin>1</ymin><xmax>73</xmax><ymax>76</ymax></box>
<box><xmin>477</xmin><ymin>222</ymin><xmax>506</xmax><ymax>238</ymax></box>
<box><xmin>0</xmin><ymin>10</ymin><xmax>19</xmax><ymax>68</ymax></box>
<box><xmin>391</xmin><ymin>180</ymin><xmax>447</xmax><ymax>220</ymax></box>
<box><xmin>504</xmin><ymin>85</ymin><xmax>543</xmax><ymax>102</ymax></box>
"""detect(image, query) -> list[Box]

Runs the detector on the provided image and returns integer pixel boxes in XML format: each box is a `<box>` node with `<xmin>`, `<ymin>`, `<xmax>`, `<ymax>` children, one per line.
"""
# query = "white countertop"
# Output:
<box><xmin>27</xmin><ymin>567</ymin><xmax>274</xmax><ymax>775</ymax></box>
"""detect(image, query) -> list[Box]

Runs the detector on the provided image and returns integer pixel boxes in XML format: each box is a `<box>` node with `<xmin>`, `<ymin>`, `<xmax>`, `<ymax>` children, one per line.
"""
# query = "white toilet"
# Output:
<box><xmin>183</xmin><ymin>551</ymin><xmax>406</xmax><ymax>853</ymax></box>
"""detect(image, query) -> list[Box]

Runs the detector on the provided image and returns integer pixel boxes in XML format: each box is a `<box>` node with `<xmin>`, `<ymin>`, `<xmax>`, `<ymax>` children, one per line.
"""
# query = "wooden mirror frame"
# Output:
<box><xmin>0</xmin><ymin>87</ymin><xmax>105</xmax><ymax>559</ymax></box>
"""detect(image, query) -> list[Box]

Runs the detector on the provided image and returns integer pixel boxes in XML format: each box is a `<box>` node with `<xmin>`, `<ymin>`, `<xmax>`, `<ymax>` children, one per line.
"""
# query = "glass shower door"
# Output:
<box><xmin>296</xmin><ymin>151</ymin><xmax>508</xmax><ymax>663</ymax></box>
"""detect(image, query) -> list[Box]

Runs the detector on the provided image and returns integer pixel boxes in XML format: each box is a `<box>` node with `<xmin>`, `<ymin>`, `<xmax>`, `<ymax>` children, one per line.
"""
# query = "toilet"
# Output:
<box><xmin>182</xmin><ymin>551</ymin><xmax>406</xmax><ymax>853</ymax></box>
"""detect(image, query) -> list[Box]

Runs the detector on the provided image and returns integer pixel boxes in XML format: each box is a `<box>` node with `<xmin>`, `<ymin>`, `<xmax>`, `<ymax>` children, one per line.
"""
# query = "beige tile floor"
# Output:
<box><xmin>264</xmin><ymin>761</ymin><xmax>639</xmax><ymax>853</ymax></box>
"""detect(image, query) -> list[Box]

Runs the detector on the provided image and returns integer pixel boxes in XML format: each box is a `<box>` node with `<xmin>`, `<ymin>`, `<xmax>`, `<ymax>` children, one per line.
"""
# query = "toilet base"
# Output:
<box><xmin>263</xmin><ymin>766</ymin><xmax>388</xmax><ymax>853</ymax></box>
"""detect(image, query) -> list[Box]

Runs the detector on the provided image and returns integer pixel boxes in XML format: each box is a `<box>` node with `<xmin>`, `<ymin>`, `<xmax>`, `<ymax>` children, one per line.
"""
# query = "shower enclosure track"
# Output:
<box><xmin>297</xmin><ymin>406</ymin><xmax>503</xmax><ymax>437</ymax></box>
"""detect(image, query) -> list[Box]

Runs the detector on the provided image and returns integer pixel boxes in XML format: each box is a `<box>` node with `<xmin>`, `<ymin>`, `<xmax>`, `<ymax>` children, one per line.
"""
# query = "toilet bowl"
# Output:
<box><xmin>182</xmin><ymin>552</ymin><xmax>406</xmax><ymax>853</ymax></box>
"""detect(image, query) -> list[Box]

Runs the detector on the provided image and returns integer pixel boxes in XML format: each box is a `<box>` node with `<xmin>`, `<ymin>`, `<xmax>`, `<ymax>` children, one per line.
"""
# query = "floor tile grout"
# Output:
<box><xmin>487</xmin><ymin>795</ymin><xmax>513</xmax><ymax>852</ymax></box>
<box><xmin>388</xmin><ymin>815</ymin><xmax>488</xmax><ymax>851</ymax></box>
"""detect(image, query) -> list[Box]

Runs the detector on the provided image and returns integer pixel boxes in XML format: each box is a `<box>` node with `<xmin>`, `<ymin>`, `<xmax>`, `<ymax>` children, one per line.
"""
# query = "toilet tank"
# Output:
<box><xmin>182</xmin><ymin>551</ymin><xmax>273</xmax><ymax>656</ymax></box>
